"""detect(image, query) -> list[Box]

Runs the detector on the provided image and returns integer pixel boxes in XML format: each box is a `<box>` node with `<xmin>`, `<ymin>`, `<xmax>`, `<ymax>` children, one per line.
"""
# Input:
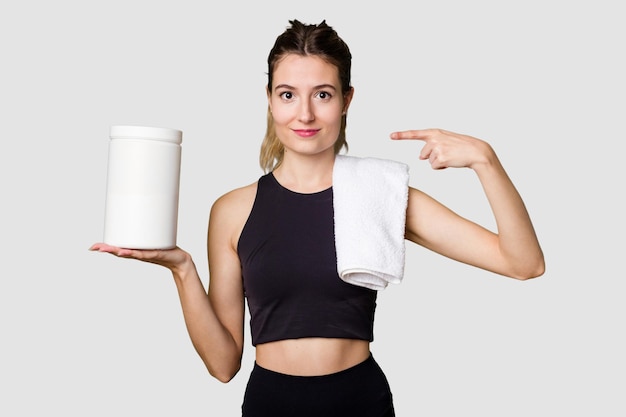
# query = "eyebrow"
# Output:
<box><xmin>274</xmin><ymin>83</ymin><xmax>338</xmax><ymax>91</ymax></box>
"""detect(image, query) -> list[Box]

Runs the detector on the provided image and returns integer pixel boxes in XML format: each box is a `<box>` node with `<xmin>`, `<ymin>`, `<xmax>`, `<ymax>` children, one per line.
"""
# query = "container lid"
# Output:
<box><xmin>110</xmin><ymin>125</ymin><xmax>183</xmax><ymax>144</ymax></box>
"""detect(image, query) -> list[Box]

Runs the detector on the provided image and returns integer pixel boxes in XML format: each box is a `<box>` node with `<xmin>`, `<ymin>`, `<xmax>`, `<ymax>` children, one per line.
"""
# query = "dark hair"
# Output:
<box><xmin>260</xmin><ymin>20</ymin><xmax>353</xmax><ymax>172</ymax></box>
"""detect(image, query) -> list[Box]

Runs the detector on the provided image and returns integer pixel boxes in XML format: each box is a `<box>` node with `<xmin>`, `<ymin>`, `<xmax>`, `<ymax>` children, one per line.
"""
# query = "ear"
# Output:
<box><xmin>342</xmin><ymin>87</ymin><xmax>355</xmax><ymax>114</ymax></box>
<box><xmin>266</xmin><ymin>85</ymin><xmax>272</xmax><ymax>112</ymax></box>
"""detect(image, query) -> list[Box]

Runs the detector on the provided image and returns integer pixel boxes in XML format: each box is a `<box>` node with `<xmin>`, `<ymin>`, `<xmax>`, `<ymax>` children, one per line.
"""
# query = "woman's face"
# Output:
<box><xmin>268</xmin><ymin>54</ymin><xmax>352</xmax><ymax>159</ymax></box>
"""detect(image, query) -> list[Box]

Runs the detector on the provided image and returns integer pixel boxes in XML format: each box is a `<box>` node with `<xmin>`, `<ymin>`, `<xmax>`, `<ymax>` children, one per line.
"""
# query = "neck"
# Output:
<box><xmin>273</xmin><ymin>150</ymin><xmax>336</xmax><ymax>193</ymax></box>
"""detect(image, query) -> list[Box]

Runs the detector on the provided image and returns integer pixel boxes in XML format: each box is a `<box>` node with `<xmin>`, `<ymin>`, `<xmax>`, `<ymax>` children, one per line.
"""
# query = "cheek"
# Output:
<box><xmin>318</xmin><ymin>106</ymin><xmax>344</xmax><ymax>124</ymax></box>
<box><xmin>269</xmin><ymin>105</ymin><xmax>293</xmax><ymax>126</ymax></box>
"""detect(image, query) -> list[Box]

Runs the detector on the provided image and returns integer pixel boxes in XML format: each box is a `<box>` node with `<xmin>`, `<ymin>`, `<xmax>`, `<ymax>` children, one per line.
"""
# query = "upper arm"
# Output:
<box><xmin>405</xmin><ymin>186</ymin><xmax>507</xmax><ymax>275</ymax></box>
<box><xmin>206</xmin><ymin>184</ymin><xmax>257</xmax><ymax>354</ymax></box>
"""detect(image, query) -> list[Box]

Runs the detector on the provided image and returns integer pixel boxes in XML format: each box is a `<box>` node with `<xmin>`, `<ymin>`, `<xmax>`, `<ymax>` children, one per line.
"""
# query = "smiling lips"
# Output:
<box><xmin>293</xmin><ymin>129</ymin><xmax>320</xmax><ymax>138</ymax></box>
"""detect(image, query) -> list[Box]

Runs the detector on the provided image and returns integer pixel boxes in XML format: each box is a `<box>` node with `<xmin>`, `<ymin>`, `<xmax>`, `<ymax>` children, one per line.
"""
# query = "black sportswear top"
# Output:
<box><xmin>237</xmin><ymin>173</ymin><xmax>377</xmax><ymax>346</ymax></box>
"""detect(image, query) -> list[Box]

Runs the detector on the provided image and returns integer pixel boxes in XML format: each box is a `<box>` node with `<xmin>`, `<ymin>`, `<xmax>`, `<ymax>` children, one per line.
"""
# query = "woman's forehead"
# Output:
<box><xmin>272</xmin><ymin>54</ymin><xmax>340</xmax><ymax>87</ymax></box>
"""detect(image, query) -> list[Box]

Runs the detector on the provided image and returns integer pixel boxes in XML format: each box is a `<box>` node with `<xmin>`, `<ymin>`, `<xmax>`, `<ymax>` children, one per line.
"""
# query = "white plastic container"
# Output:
<box><xmin>103</xmin><ymin>125</ymin><xmax>182</xmax><ymax>249</ymax></box>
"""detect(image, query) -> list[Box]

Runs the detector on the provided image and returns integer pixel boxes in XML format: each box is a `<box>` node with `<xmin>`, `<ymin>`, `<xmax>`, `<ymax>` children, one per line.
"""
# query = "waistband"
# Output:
<box><xmin>252</xmin><ymin>353</ymin><xmax>377</xmax><ymax>380</ymax></box>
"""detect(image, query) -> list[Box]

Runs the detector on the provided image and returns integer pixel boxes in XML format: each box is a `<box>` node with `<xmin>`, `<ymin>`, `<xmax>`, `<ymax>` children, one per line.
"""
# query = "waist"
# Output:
<box><xmin>255</xmin><ymin>337</ymin><xmax>371</xmax><ymax>376</ymax></box>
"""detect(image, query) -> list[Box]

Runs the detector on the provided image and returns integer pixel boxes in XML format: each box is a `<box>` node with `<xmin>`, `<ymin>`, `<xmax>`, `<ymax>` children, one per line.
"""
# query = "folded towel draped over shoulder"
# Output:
<box><xmin>332</xmin><ymin>154</ymin><xmax>410</xmax><ymax>291</ymax></box>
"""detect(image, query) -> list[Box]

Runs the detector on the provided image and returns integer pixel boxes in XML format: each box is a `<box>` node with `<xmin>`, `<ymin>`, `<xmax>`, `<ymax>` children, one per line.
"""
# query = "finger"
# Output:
<box><xmin>389</xmin><ymin>129</ymin><xmax>435</xmax><ymax>140</ymax></box>
<box><xmin>89</xmin><ymin>243</ymin><xmax>135</xmax><ymax>258</ymax></box>
<box><xmin>89</xmin><ymin>242</ymin><xmax>116</xmax><ymax>252</ymax></box>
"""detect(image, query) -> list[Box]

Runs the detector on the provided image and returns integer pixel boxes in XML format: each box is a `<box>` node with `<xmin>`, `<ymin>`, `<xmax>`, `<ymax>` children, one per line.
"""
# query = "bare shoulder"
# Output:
<box><xmin>212</xmin><ymin>181</ymin><xmax>258</xmax><ymax>216</ymax></box>
<box><xmin>209</xmin><ymin>181</ymin><xmax>258</xmax><ymax>244</ymax></box>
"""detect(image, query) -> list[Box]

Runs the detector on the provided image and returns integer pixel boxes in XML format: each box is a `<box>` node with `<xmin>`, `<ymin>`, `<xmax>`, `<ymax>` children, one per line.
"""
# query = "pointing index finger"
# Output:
<box><xmin>390</xmin><ymin>129</ymin><xmax>434</xmax><ymax>140</ymax></box>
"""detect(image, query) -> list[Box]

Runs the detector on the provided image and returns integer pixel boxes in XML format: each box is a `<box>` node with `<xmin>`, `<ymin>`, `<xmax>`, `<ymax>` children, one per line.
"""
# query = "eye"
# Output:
<box><xmin>317</xmin><ymin>91</ymin><xmax>332</xmax><ymax>100</ymax></box>
<box><xmin>279</xmin><ymin>91</ymin><xmax>294</xmax><ymax>100</ymax></box>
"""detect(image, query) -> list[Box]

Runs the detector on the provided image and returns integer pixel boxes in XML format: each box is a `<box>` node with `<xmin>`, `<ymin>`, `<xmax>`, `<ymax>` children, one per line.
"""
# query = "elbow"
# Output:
<box><xmin>204</xmin><ymin>353</ymin><xmax>242</xmax><ymax>383</ymax></box>
<box><xmin>511</xmin><ymin>256</ymin><xmax>546</xmax><ymax>281</ymax></box>
<box><xmin>208</xmin><ymin>362</ymin><xmax>241</xmax><ymax>384</ymax></box>
<box><xmin>514</xmin><ymin>268</ymin><xmax>544</xmax><ymax>281</ymax></box>
<box><xmin>212</xmin><ymin>370</ymin><xmax>239</xmax><ymax>384</ymax></box>
<box><xmin>194</xmin><ymin>341</ymin><xmax>243</xmax><ymax>383</ymax></box>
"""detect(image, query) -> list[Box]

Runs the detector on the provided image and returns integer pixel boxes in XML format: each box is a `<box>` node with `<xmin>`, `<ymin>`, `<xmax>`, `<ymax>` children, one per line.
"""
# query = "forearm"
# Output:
<box><xmin>473</xmin><ymin>149</ymin><xmax>545</xmax><ymax>279</ymax></box>
<box><xmin>171</xmin><ymin>258</ymin><xmax>242</xmax><ymax>382</ymax></box>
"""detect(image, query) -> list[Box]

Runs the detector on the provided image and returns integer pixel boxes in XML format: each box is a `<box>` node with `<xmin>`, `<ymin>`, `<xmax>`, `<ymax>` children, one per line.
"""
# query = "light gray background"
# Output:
<box><xmin>1</xmin><ymin>1</ymin><xmax>624</xmax><ymax>415</ymax></box>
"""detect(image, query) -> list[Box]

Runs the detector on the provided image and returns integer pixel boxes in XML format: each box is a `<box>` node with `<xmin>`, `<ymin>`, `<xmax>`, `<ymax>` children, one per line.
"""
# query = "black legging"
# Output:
<box><xmin>242</xmin><ymin>354</ymin><xmax>395</xmax><ymax>417</ymax></box>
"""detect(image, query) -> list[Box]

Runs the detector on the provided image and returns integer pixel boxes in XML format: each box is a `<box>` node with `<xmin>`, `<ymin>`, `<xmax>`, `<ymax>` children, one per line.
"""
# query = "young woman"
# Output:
<box><xmin>91</xmin><ymin>20</ymin><xmax>544</xmax><ymax>417</ymax></box>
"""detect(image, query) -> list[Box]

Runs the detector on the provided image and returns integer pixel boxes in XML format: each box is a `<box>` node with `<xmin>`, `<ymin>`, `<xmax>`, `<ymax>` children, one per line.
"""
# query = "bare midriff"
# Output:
<box><xmin>255</xmin><ymin>338</ymin><xmax>371</xmax><ymax>376</ymax></box>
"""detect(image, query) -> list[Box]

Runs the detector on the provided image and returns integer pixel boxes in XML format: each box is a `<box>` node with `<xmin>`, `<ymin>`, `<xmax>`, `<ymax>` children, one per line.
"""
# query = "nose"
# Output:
<box><xmin>297</xmin><ymin>99</ymin><xmax>315</xmax><ymax>123</ymax></box>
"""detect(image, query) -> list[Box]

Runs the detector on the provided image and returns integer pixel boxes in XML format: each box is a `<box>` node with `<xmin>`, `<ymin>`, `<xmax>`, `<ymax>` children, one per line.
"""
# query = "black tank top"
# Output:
<box><xmin>238</xmin><ymin>173</ymin><xmax>377</xmax><ymax>346</ymax></box>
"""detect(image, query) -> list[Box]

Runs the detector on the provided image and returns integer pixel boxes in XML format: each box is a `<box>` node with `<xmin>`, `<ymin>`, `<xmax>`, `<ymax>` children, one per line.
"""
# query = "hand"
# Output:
<box><xmin>89</xmin><ymin>243</ymin><xmax>193</xmax><ymax>273</ymax></box>
<box><xmin>390</xmin><ymin>128</ymin><xmax>493</xmax><ymax>170</ymax></box>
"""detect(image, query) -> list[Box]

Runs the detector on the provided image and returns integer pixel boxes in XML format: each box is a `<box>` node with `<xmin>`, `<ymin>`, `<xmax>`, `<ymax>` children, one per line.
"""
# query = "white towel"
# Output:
<box><xmin>333</xmin><ymin>154</ymin><xmax>410</xmax><ymax>291</ymax></box>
